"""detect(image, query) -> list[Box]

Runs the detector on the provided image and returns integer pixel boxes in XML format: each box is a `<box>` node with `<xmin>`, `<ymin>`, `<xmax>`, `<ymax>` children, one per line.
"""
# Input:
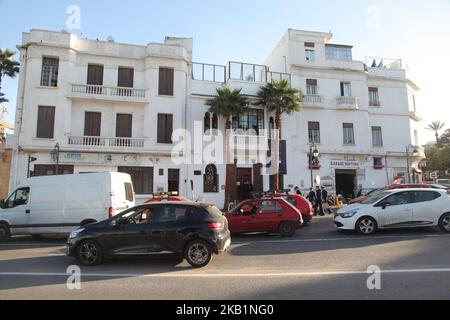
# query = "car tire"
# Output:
<box><xmin>356</xmin><ymin>217</ymin><xmax>377</xmax><ymax>235</ymax></box>
<box><xmin>0</xmin><ymin>224</ymin><xmax>11</xmax><ymax>242</ymax></box>
<box><xmin>75</xmin><ymin>239</ymin><xmax>104</xmax><ymax>266</ymax></box>
<box><xmin>185</xmin><ymin>239</ymin><xmax>213</xmax><ymax>268</ymax></box>
<box><xmin>279</xmin><ymin>221</ymin><xmax>296</xmax><ymax>237</ymax></box>
<box><xmin>438</xmin><ymin>213</ymin><xmax>450</xmax><ymax>233</ymax></box>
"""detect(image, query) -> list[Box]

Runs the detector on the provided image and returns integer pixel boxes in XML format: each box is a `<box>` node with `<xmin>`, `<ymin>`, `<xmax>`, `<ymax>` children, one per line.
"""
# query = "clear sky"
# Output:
<box><xmin>1</xmin><ymin>0</ymin><xmax>449</xmax><ymax>142</ymax></box>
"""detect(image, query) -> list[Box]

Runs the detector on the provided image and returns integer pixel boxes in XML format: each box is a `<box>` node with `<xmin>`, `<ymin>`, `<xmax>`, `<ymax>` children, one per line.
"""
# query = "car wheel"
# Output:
<box><xmin>75</xmin><ymin>240</ymin><xmax>103</xmax><ymax>266</ymax></box>
<box><xmin>279</xmin><ymin>221</ymin><xmax>296</xmax><ymax>237</ymax></box>
<box><xmin>0</xmin><ymin>224</ymin><xmax>11</xmax><ymax>242</ymax></box>
<box><xmin>356</xmin><ymin>217</ymin><xmax>377</xmax><ymax>235</ymax></box>
<box><xmin>185</xmin><ymin>240</ymin><xmax>213</xmax><ymax>268</ymax></box>
<box><xmin>438</xmin><ymin>213</ymin><xmax>450</xmax><ymax>233</ymax></box>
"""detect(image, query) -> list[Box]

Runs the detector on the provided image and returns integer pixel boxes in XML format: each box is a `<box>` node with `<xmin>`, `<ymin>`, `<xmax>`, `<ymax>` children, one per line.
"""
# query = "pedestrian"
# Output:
<box><xmin>357</xmin><ymin>184</ymin><xmax>363</xmax><ymax>198</ymax></box>
<box><xmin>307</xmin><ymin>187</ymin><xmax>316</xmax><ymax>204</ymax></box>
<box><xmin>352</xmin><ymin>185</ymin><xmax>358</xmax><ymax>199</ymax></box>
<box><xmin>315</xmin><ymin>186</ymin><xmax>324</xmax><ymax>216</ymax></box>
<box><xmin>321</xmin><ymin>186</ymin><xmax>330</xmax><ymax>215</ymax></box>
<box><xmin>294</xmin><ymin>186</ymin><xmax>302</xmax><ymax>196</ymax></box>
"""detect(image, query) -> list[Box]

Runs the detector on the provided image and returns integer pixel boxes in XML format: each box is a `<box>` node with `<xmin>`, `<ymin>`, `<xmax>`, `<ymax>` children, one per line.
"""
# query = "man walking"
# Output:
<box><xmin>315</xmin><ymin>186</ymin><xmax>324</xmax><ymax>216</ymax></box>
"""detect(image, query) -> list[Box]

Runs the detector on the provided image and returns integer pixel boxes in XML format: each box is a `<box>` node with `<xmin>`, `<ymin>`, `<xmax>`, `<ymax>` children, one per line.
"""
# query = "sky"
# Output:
<box><xmin>1</xmin><ymin>0</ymin><xmax>449</xmax><ymax>143</ymax></box>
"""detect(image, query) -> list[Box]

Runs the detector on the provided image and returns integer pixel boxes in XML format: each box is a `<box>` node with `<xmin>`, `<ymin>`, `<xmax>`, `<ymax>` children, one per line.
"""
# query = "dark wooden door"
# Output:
<box><xmin>168</xmin><ymin>169</ymin><xmax>180</xmax><ymax>193</ymax></box>
<box><xmin>237</xmin><ymin>168</ymin><xmax>253</xmax><ymax>201</ymax></box>
<box><xmin>252</xmin><ymin>164</ymin><xmax>263</xmax><ymax>193</ymax></box>
<box><xmin>84</xmin><ymin>112</ymin><xmax>101</xmax><ymax>137</ymax></box>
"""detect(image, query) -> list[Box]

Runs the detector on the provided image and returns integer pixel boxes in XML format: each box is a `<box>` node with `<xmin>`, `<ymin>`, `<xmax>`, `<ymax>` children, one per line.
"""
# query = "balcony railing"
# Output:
<box><xmin>68</xmin><ymin>136</ymin><xmax>145</xmax><ymax>148</ymax></box>
<box><xmin>71</xmin><ymin>84</ymin><xmax>146</xmax><ymax>100</ymax></box>
<box><xmin>303</xmin><ymin>95</ymin><xmax>324</xmax><ymax>106</ymax></box>
<box><xmin>336</xmin><ymin>96</ymin><xmax>359</xmax><ymax>109</ymax></box>
<box><xmin>192</xmin><ymin>62</ymin><xmax>226</xmax><ymax>83</ymax></box>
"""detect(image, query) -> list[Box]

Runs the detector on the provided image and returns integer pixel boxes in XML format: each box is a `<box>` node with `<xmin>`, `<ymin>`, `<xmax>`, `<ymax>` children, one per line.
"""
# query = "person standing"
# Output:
<box><xmin>321</xmin><ymin>186</ymin><xmax>330</xmax><ymax>215</ymax></box>
<box><xmin>315</xmin><ymin>186</ymin><xmax>324</xmax><ymax>216</ymax></box>
<box><xmin>294</xmin><ymin>186</ymin><xmax>302</xmax><ymax>196</ymax></box>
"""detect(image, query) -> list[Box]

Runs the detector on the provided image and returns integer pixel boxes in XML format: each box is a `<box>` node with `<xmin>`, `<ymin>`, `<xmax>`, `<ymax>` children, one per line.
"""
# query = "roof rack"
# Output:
<box><xmin>251</xmin><ymin>189</ymin><xmax>292</xmax><ymax>199</ymax></box>
<box><xmin>150</xmin><ymin>191</ymin><xmax>179</xmax><ymax>198</ymax></box>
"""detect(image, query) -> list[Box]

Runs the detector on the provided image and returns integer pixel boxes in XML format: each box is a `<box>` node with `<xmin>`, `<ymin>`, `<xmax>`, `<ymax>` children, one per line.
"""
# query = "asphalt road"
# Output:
<box><xmin>1</xmin><ymin>216</ymin><xmax>450</xmax><ymax>300</ymax></box>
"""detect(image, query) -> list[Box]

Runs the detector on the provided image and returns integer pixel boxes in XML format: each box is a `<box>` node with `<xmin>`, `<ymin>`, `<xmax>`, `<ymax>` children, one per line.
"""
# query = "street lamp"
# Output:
<box><xmin>406</xmin><ymin>144</ymin><xmax>419</xmax><ymax>183</ymax></box>
<box><xmin>51</xmin><ymin>143</ymin><xmax>60</xmax><ymax>175</ymax></box>
<box><xmin>309</xmin><ymin>144</ymin><xmax>320</xmax><ymax>188</ymax></box>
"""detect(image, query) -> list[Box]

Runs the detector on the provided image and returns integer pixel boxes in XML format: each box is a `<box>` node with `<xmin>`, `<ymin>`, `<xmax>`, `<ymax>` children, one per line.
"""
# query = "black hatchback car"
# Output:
<box><xmin>67</xmin><ymin>202</ymin><xmax>231</xmax><ymax>268</ymax></box>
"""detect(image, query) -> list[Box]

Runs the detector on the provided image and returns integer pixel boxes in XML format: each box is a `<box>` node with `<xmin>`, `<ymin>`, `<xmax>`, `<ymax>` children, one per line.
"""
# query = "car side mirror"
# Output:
<box><xmin>382</xmin><ymin>204</ymin><xmax>390</xmax><ymax>210</ymax></box>
<box><xmin>0</xmin><ymin>199</ymin><xmax>4</xmax><ymax>209</ymax></box>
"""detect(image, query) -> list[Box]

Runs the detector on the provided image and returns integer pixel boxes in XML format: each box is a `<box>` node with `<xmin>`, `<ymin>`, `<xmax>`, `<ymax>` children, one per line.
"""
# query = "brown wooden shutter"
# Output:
<box><xmin>158</xmin><ymin>67</ymin><xmax>174</xmax><ymax>96</ymax></box>
<box><xmin>36</xmin><ymin>106</ymin><xmax>55</xmax><ymax>139</ymax></box>
<box><xmin>84</xmin><ymin>112</ymin><xmax>101</xmax><ymax>137</ymax></box>
<box><xmin>118</xmin><ymin>67</ymin><xmax>134</xmax><ymax>88</ymax></box>
<box><xmin>87</xmin><ymin>64</ymin><xmax>104</xmax><ymax>85</ymax></box>
<box><xmin>305</xmin><ymin>42</ymin><xmax>315</xmax><ymax>48</ymax></box>
<box><xmin>116</xmin><ymin>114</ymin><xmax>132</xmax><ymax>138</ymax></box>
<box><xmin>157</xmin><ymin>114</ymin><xmax>173</xmax><ymax>143</ymax></box>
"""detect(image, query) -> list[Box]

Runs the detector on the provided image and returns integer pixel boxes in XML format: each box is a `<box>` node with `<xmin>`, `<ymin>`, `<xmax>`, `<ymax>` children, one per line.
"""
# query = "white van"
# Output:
<box><xmin>0</xmin><ymin>172</ymin><xmax>135</xmax><ymax>241</ymax></box>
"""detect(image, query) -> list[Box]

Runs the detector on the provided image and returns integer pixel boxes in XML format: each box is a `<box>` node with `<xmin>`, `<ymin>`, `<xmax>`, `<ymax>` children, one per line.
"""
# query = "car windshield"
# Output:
<box><xmin>361</xmin><ymin>191</ymin><xmax>392</xmax><ymax>204</ymax></box>
<box><xmin>366</xmin><ymin>187</ymin><xmax>387</xmax><ymax>197</ymax></box>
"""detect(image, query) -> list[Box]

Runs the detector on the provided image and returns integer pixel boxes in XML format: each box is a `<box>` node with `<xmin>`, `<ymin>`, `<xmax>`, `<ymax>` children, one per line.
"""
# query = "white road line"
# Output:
<box><xmin>232</xmin><ymin>234</ymin><xmax>448</xmax><ymax>245</ymax></box>
<box><xmin>2</xmin><ymin>268</ymin><xmax>450</xmax><ymax>278</ymax></box>
<box><xmin>0</xmin><ymin>243</ymin><xmax>64</xmax><ymax>247</ymax></box>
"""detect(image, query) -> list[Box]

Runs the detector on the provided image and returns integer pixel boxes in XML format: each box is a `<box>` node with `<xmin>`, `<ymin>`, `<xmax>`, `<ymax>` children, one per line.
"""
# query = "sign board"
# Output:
<box><xmin>330</xmin><ymin>160</ymin><xmax>360</xmax><ymax>169</ymax></box>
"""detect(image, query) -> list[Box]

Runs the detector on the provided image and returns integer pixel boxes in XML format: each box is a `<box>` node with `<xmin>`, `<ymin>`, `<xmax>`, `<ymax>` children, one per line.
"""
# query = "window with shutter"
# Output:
<box><xmin>87</xmin><ymin>64</ymin><xmax>104</xmax><ymax>85</ymax></box>
<box><xmin>84</xmin><ymin>112</ymin><xmax>101</xmax><ymax>137</ymax></box>
<box><xmin>158</xmin><ymin>67</ymin><xmax>174</xmax><ymax>96</ymax></box>
<box><xmin>116</xmin><ymin>114</ymin><xmax>133</xmax><ymax>138</ymax></box>
<box><xmin>118</xmin><ymin>67</ymin><xmax>134</xmax><ymax>88</ymax></box>
<box><xmin>40</xmin><ymin>57</ymin><xmax>59</xmax><ymax>87</ymax></box>
<box><xmin>157</xmin><ymin>114</ymin><xmax>173</xmax><ymax>144</ymax></box>
<box><xmin>343</xmin><ymin>123</ymin><xmax>355</xmax><ymax>145</ymax></box>
<box><xmin>36</xmin><ymin>106</ymin><xmax>55</xmax><ymax>139</ymax></box>
<box><xmin>308</xmin><ymin>122</ymin><xmax>321</xmax><ymax>144</ymax></box>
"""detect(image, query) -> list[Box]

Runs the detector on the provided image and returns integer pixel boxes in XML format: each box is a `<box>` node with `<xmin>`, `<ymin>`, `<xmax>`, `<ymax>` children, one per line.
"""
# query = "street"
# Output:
<box><xmin>1</xmin><ymin>216</ymin><xmax>450</xmax><ymax>300</ymax></box>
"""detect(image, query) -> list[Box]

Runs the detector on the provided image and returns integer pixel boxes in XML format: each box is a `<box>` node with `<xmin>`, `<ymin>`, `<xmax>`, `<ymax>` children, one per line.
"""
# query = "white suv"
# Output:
<box><xmin>334</xmin><ymin>189</ymin><xmax>450</xmax><ymax>235</ymax></box>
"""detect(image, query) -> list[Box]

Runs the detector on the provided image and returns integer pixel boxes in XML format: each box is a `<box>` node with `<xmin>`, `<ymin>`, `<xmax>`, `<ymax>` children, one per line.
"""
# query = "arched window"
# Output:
<box><xmin>212</xmin><ymin>113</ymin><xmax>218</xmax><ymax>130</ymax></box>
<box><xmin>204</xmin><ymin>112</ymin><xmax>211</xmax><ymax>133</ymax></box>
<box><xmin>204</xmin><ymin>164</ymin><xmax>218</xmax><ymax>193</ymax></box>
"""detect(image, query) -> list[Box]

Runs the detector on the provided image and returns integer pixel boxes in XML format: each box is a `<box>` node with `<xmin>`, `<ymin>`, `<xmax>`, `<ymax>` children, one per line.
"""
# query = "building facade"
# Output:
<box><xmin>6</xmin><ymin>29</ymin><xmax>424</xmax><ymax>206</ymax></box>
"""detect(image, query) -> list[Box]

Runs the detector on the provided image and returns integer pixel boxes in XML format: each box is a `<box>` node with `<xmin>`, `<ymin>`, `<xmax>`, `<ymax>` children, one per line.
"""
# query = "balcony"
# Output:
<box><xmin>302</xmin><ymin>95</ymin><xmax>324</xmax><ymax>108</ymax></box>
<box><xmin>68</xmin><ymin>136</ymin><xmax>145</xmax><ymax>149</ymax></box>
<box><xmin>336</xmin><ymin>96</ymin><xmax>359</xmax><ymax>110</ymax></box>
<box><xmin>68</xmin><ymin>84</ymin><xmax>147</xmax><ymax>103</ymax></box>
<box><xmin>409</xmin><ymin>111</ymin><xmax>423</xmax><ymax>122</ymax></box>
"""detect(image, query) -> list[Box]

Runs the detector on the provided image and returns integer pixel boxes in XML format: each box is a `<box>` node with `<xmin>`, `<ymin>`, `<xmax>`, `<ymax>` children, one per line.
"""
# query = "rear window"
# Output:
<box><xmin>414</xmin><ymin>191</ymin><xmax>441</xmax><ymax>203</ymax></box>
<box><xmin>205</xmin><ymin>205</ymin><xmax>224</xmax><ymax>219</ymax></box>
<box><xmin>124</xmin><ymin>182</ymin><xmax>134</xmax><ymax>202</ymax></box>
<box><xmin>260</xmin><ymin>200</ymin><xmax>284</xmax><ymax>213</ymax></box>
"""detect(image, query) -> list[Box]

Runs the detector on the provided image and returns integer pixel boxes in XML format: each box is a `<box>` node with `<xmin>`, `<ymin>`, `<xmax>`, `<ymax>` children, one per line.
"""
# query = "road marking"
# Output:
<box><xmin>2</xmin><ymin>268</ymin><xmax>450</xmax><ymax>278</ymax></box>
<box><xmin>232</xmin><ymin>234</ymin><xmax>448</xmax><ymax>245</ymax></box>
<box><xmin>0</xmin><ymin>243</ymin><xmax>64</xmax><ymax>247</ymax></box>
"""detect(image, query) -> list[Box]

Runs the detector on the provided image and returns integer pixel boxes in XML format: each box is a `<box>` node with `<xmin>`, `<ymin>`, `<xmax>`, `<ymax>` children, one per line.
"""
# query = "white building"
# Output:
<box><xmin>7</xmin><ymin>29</ymin><xmax>424</xmax><ymax>206</ymax></box>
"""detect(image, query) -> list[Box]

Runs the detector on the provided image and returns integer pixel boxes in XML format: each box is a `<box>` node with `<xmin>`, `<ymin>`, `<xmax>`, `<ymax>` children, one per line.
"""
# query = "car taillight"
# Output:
<box><xmin>108</xmin><ymin>207</ymin><xmax>115</xmax><ymax>219</ymax></box>
<box><xmin>208</xmin><ymin>222</ymin><xmax>224</xmax><ymax>230</ymax></box>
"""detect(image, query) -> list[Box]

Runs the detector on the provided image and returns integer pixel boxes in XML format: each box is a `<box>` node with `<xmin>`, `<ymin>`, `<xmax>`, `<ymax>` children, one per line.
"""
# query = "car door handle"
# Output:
<box><xmin>25</xmin><ymin>210</ymin><xmax>31</xmax><ymax>214</ymax></box>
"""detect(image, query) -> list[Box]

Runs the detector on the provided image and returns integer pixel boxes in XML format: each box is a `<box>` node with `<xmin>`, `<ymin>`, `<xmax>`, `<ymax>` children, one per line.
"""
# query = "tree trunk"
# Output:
<box><xmin>272</xmin><ymin>110</ymin><xmax>281</xmax><ymax>191</ymax></box>
<box><xmin>224</xmin><ymin>118</ymin><xmax>236</xmax><ymax>210</ymax></box>
<box><xmin>436</xmin><ymin>133</ymin><xmax>439</xmax><ymax>145</ymax></box>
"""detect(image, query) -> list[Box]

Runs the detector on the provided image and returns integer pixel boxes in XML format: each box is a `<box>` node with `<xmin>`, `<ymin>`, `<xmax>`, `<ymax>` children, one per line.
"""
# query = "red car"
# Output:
<box><xmin>263</xmin><ymin>194</ymin><xmax>313</xmax><ymax>225</ymax></box>
<box><xmin>225</xmin><ymin>198</ymin><xmax>303</xmax><ymax>237</ymax></box>
<box><xmin>144</xmin><ymin>192</ymin><xmax>191</xmax><ymax>204</ymax></box>
<box><xmin>350</xmin><ymin>184</ymin><xmax>434</xmax><ymax>204</ymax></box>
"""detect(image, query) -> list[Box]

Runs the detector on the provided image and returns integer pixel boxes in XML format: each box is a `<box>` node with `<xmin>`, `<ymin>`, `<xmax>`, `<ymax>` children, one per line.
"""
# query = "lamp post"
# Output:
<box><xmin>51</xmin><ymin>143</ymin><xmax>60</xmax><ymax>175</ymax></box>
<box><xmin>309</xmin><ymin>144</ymin><xmax>319</xmax><ymax>188</ymax></box>
<box><xmin>406</xmin><ymin>144</ymin><xmax>419</xmax><ymax>183</ymax></box>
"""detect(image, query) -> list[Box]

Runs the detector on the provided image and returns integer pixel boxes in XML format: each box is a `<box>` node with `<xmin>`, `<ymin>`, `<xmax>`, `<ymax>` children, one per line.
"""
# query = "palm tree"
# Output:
<box><xmin>427</xmin><ymin>121</ymin><xmax>446</xmax><ymax>144</ymax></box>
<box><xmin>0</xmin><ymin>49</ymin><xmax>20</xmax><ymax>92</ymax></box>
<box><xmin>255</xmin><ymin>79</ymin><xmax>302</xmax><ymax>191</ymax></box>
<box><xmin>206</xmin><ymin>86</ymin><xmax>249</xmax><ymax>208</ymax></box>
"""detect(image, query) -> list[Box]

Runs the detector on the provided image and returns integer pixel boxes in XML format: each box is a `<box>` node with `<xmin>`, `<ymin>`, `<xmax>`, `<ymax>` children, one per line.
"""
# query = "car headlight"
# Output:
<box><xmin>69</xmin><ymin>228</ymin><xmax>85</xmax><ymax>239</ymax></box>
<box><xmin>339</xmin><ymin>210</ymin><xmax>359</xmax><ymax>218</ymax></box>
